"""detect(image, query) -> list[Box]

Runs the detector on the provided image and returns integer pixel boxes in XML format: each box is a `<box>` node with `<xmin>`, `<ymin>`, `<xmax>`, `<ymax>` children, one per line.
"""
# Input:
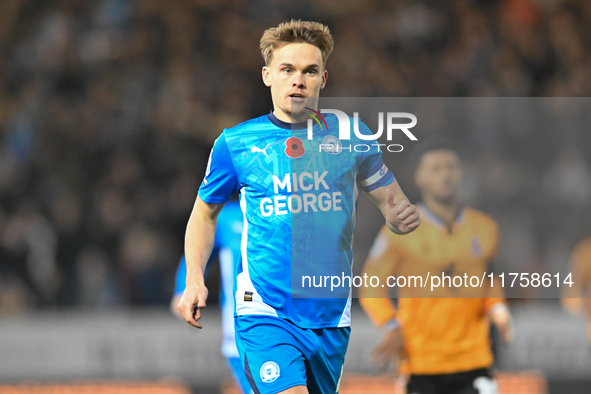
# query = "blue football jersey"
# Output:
<box><xmin>175</xmin><ymin>200</ymin><xmax>243</xmax><ymax>358</ymax></box>
<box><xmin>198</xmin><ymin>111</ymin><xmax>394</xmax><ymax>329</ymax></box>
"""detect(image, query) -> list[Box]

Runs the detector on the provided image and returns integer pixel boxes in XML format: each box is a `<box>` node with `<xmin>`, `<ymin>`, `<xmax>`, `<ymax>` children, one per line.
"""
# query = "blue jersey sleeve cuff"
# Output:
<box><xmin>198</xmin><ymin>190</ymin><xmax>232</xmax><ymax>204</ymax></box>
<box><xmin>198</xmin><ymin>132</ymin><xmax>241</xmax><ymax>203</ymax></box>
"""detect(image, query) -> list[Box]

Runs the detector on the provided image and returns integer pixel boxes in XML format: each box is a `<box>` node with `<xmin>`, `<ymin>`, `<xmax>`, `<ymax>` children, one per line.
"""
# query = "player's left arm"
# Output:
<box><xmin>366</xmin><ymin>178</ymin><xmax>420</xmax><ymax>235</ymax></box>
<box><xmin>355</xmin><ymin>118</ymin><xmax>419</xmax><ymax>235</ymax></box>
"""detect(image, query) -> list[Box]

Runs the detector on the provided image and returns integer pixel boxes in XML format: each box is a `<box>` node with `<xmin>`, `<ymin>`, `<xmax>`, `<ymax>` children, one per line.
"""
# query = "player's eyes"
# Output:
<box><xmin>306</xmin><ymin>70</ymin><xmax>318</xmax><ymax>75</ymax></box>
<box><xmin>282</xmin><ymin>68</ymin><xmax>293</xmax><ymax>73</ymax></box>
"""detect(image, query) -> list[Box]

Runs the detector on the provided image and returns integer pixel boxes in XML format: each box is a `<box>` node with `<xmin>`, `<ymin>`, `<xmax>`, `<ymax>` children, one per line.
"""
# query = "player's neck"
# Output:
<box><xmin>273</xmin><ymin>108</ymin><xmax>307</xmax><ymax>124</ymax></box>
<box><xmin>422</xmin><ymin>196</ymin><xmax>460</xmax><ymax>228</ymax></box>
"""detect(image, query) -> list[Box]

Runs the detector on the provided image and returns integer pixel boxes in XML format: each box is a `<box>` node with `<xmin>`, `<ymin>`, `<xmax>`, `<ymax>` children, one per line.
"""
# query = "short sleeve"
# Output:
<box><xmin>356</xmin><ymin>121</ymin><xmax>394</xmax><ymax>192</ymax></box>
<box><xmin>198</xmin><ymin>132</ymin><xmax>241</xmax><ymax>204</ymax></box>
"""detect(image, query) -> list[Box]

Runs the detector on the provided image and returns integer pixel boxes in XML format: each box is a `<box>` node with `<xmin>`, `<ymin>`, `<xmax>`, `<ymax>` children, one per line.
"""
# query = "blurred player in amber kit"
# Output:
<box><xmin>561</xmin><ymin>236</ymin><xmax>591</xmax><ymax>342</ymax></box>
<box><xmin>360</xmin><ymin>142</ymin><xmax>513</xmax><ymax>394</ymax></box>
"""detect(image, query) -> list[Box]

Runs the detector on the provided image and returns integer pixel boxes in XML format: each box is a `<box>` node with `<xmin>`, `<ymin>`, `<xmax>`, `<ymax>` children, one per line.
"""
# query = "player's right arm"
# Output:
<box><xmin>179</xmin><ymin>132</ymin><xmax>241</xmax><ymax>329</ymax></box>
<box><xmin>177</xmin><ymin>198</ymin><xmax>224</xmax><ymax>328</ymax></box>
<box><xmin>359</xmin><ymin>226</ymin><xmax>404</xmax><ymax>370</ymax></box>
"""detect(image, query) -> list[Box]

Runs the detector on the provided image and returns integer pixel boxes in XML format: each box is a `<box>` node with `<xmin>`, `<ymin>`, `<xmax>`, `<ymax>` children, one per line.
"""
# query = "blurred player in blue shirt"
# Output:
<box><xmin>177</xmin><ymin>20</ymin><xmax>420</xmax><ymax>394</ymax></box>
<box><xmin>171</xmin><ymin>200</ymin><xmax>252</xmax><ymax>394</ymax></box>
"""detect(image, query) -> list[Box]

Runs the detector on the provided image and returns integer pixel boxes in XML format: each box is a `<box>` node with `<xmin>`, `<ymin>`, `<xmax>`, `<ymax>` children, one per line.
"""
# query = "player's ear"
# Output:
<box><xmin>262</xmin><ymin>67</ymin><xmax>272</xmax><ymax>87</ymax></box>
<box><xmin>321</xmin><ymin>69</ymin><xmax>328</xmax><ymax>89</ymax></box>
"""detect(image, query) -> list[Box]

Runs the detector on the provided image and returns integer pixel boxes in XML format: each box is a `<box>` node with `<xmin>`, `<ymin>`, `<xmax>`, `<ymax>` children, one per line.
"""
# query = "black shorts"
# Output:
<box><xmin>406</xmin><ymin>368</ymin><xmax>496</xmax><ymax>394</ymax></box>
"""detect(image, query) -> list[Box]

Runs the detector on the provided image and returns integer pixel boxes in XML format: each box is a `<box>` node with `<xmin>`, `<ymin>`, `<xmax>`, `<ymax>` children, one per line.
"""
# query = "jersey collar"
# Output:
<box><xmin>418</xmin><ymin>203</ymin><xmax>465</xmax><ymax>231</ymax></box>
<box><xmin>267</xmin><ymin>110</ymin><xmax>308</xmax><ymax>130</ymax></box>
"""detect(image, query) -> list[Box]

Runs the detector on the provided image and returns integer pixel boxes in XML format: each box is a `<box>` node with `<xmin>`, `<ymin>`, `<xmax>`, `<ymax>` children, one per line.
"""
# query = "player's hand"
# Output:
<box><xmin>490</xmin><ymin>304</ymin><xmax>513</xmax><ymax>344</ymax></box>
<box><xmin>385</xmin><ymin>188</ymin><xmax>420</xmax><ymax>234</ymax></box>
<box><xmin>371</xmin><ymin>326</ymin><xmax>405</xmax><ymax>375</ymax></box>
<box><xmin>177</xmin><ymin>283</ymin><xmax>209</xmax><ymax>329</ymax></box>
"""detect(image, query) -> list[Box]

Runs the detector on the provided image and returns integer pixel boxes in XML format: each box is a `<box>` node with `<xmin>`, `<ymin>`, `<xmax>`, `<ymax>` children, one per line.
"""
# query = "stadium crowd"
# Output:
<box><xmin>0</xmin><ymin>0</ymin><xmax>590</xmax><ymax>310</ymax></box>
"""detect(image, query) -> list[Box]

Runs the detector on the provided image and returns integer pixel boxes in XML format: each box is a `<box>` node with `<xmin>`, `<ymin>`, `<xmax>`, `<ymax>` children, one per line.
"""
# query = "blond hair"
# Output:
<box><xmin>260</xmin><ymin>20</ymin><xmax>334</xmax><ymax>68</ymax></box>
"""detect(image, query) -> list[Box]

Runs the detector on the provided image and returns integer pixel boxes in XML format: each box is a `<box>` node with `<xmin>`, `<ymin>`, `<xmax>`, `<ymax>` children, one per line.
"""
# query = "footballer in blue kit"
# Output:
<box><xmin>171</xmin><ymin>200</ymin><xmax>252</xmax><ymax>394</ymax></box>
<box><xmin>177</xmin><ymin>20</ymin><xmax>420</xmax><ymax>394</ymax></box>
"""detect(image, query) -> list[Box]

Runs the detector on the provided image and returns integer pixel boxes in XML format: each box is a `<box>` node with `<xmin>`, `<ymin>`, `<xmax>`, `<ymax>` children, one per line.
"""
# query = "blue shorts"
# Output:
<box><xmin>235</xmin><ymin>315</ymin><xmax>351</xmax><ymax>394</ymax></box>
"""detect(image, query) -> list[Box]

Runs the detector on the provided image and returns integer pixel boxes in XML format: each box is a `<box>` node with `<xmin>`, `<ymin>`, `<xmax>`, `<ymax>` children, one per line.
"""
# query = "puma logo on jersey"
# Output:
<box><xmin>251</xmin><ymin>143</ymin><xmax>270</xmax><ymax>157</ymax></box>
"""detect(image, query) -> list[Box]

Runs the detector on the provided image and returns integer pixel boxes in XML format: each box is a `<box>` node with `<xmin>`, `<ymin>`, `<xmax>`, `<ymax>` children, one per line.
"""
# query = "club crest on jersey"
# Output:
<box><xmin>260</xmin><ymin>361</ymin><xmax>280</xmax><ymax>383</ymax></box>
<box><xmin>320</xmin><ymin>135</ymin><xmax>342</xmax><ymax>155</ymax></box>
<box><xmin>471</xmin><ymin>236</ymin><xmax>483</xmax><ymax>257</ymax></box>
<box><xmin>285</xmin><ymin>137</ymin><xmax>305</xmax><ymax>158</ymax></box>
